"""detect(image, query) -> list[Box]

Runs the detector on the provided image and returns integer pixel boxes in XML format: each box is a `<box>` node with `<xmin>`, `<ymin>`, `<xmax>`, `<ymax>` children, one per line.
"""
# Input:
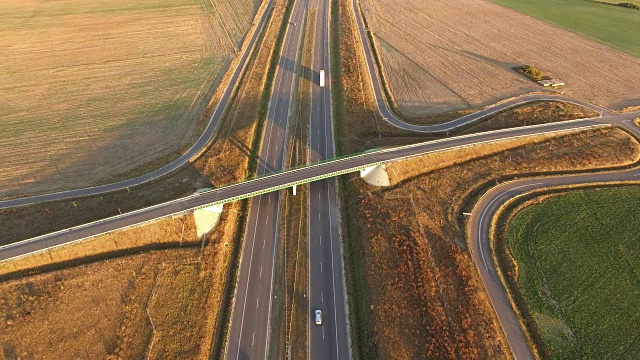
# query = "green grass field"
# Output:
<box><xmin>506</xmin><ymin>186</ymin><xmax>640</xmax><ymax>359</ymax></box>
<box><xmin>492</xmin><ymin>0</ymin><xmax>640</xmax><ymax>57</ymax></box>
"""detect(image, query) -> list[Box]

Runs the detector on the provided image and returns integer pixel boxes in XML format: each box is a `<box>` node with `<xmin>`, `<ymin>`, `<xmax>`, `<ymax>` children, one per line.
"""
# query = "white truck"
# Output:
<box><xmin>319</xmin><ymin>70</ymin><xmax>325</xmax><ymax>87</ymax></box>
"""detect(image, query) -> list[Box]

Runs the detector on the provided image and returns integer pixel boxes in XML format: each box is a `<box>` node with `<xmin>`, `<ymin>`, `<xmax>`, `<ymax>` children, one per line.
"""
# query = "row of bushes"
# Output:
<box><xmin>617</xmin><ymin>2</ymin><xmax>640</xmax><ymax>9</ymax></box>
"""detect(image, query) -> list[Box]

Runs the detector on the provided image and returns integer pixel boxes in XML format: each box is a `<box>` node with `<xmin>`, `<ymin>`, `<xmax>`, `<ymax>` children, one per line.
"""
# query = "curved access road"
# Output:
<box><xmin>0</xmin><ymin>0</ymin><xmax>275</xmax><ymax>210</ymax></box>
<box><xmin>348</xmin><ymin>0</ymin><xmax>614</xmax><ymax>133</ymax></box>
<box><xmin>469</xmin><ymin>120</ymin><xmax>640</xmax><ymax>360</ymax></box>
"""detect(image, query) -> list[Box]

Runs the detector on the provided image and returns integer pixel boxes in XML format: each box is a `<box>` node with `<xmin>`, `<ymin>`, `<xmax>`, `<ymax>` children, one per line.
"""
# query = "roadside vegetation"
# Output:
<box><xmin>341</xmin><ymin>126</ymin><xmax>639</xmax><ymax>360</ymax></box>
<box><xmin>0</xmin><ymin>0</ymin><xmax>296</xmax><ymax>358</ymax></box>
<box><xmin>0</xmin><ymin>214</ymin><xmax>234</xmax><ymax>359</ymax></box>
<box><xmin>515</xmin><ymin>65</ymin><xmax>550</xmax><ymax>82</ymax></box>
<box><xmin>493</xmin><ymin>0</ymin><xmax>640</xmax><ymax>57</ymax></box>
<box><xmin>0</xmin><ymin>0</ymin><xmax>261</xmax><ymax>199</ymax></box>
<box><xmin>495</xmin><ymin>186</ymin><xmax>640</xmax><ymax>359</ymax></box>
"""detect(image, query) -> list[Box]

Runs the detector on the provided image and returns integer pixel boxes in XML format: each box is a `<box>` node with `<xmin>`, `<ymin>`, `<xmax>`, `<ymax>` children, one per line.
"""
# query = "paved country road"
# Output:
<box><xmin>2</xmin><ymin>113</ymin><xmax>638</xmax><ymax>263</ymax></box>
<box><xmin>1</xmin><ymin>0</ymin><xmax>640</xmax><ymax>359</ymax></box>
<box><xmin>348</xmin><ymin>0</ymin><xmax>640</xmax><ymax>357</ymax></box>
<box><xmin>347</xmin><ymin>0</ymin><xmax>615</xmax><ymax>134</ymax></box>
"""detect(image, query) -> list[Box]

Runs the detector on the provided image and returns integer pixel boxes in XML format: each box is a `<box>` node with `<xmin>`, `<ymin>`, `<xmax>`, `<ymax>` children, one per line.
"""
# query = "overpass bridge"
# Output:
<box><xmin>0</xmin><ymin>116</ymin><xmax>616</xmax><ymax>262</ymax></box>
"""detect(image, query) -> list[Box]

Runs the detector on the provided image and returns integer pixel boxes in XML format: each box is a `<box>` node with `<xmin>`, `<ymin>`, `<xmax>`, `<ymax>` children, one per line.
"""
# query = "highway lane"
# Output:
<box><xmin>347</xmin><ymin>0</ymin><xmax>615</xmax><ymax>133</ymax></box>
<box><xmin>0</xmin><ymin>0</ymin><xmax>275</xmax><ymax>209</ymax></box>
<box><xmin>307</xmin><ymin>0</ymin><xmax>350</xmax><ymax>359</ymax></box>
<box><xmin>226</xmin><ymin>0</ymin><xmax>308</xmax><ymax>359</ymax></box>
<box><xmin>2</xmin><ymin>114</ymin><xmax>639</xmax><ymax>263</ymax></box>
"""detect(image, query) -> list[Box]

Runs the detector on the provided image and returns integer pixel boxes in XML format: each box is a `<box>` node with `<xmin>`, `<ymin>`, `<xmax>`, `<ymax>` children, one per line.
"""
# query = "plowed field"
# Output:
<box><xmin>360</xmin><ymin>0</ymin><xmax>640</xmax><ymax>117</ymax></box>
<box><xmin>0</xmin><ymin>0</ymin><xmax>260</xmax><ymax>198</ymax></box>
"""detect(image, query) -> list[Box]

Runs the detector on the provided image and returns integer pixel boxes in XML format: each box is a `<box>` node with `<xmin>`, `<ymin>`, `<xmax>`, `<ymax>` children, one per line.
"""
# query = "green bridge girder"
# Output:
<box><xmin>191</xmin><ymin>161</ymin><xmax>384</xmax><ymax>211</ymax></box>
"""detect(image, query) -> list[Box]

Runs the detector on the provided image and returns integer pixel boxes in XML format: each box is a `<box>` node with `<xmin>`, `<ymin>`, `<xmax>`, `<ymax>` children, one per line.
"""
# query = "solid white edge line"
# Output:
<box><xmin>235</xmin><ymin>196</ymin><xmax>262</xmax><ymax>360</ymax></box>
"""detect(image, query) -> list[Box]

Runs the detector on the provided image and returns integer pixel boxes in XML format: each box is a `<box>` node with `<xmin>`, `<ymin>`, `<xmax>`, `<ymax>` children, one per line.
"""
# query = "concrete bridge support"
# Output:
<box><xmin>193</xmin><ymin>203</ymin><xmax>224</xmax><ymax>239</ymax></box>
<box><xmin>360</xmin><ymin>165</ymin><xmax>391</xmax><ymax>187</ymax></box>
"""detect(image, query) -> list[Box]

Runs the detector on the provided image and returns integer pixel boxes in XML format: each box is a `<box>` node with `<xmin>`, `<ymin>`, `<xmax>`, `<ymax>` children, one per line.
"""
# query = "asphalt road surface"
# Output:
<box><xmin>2</xmin><ymin>115</ymin><xmax>639</xmax><ymax>263</ymax></box>
<box><xmin>226</xmin><ymin>1</ymin><xmax>308</xmax><ymax>359</ymax></box>
<box><xmin>307</xmin><ymin>0</ymin><xmax>350</xmax><ymax>359</ymax></box>
<box><xmin>348</xmin><ymin>0</ymin><xmax>640</xmax><ymax>357</ymax></box>
<box><xmin>2</xmin><ymin>1</ymin><xmax>640</xmax><ymax>357</ymax></box>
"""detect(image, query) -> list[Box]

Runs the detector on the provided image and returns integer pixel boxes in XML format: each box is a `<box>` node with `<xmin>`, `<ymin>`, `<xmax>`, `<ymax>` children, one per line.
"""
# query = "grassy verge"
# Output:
<box><xmin>493</xmin><ymin>185</ymin><xmax>640</xmax><ymax>359</ymax></box>
<box><xmin>0</xmin><ymin>212</ymin><xmax>235</xmax><ymax>359</ymax></box>
<box><xmin>492</xmin><ymin>0</ymin><xmax>640</xmax><ymax>57</ymax></box>
<box><xmin>270</xmin><ymin>7</ymin><xmax>314</xmax><ymax>360</ymax></box>
<box><xmin>458</xmin><ymin>102</ymin><xmax>597</xmax><ymax>135</ymax></box>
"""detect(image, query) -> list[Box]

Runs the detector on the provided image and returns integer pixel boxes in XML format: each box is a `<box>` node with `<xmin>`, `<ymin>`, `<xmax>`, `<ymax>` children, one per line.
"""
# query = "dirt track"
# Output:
<box><xmin>361</xmin><ymin>0</ymin><xmax>640</xmax><ymax>117</ymax></box>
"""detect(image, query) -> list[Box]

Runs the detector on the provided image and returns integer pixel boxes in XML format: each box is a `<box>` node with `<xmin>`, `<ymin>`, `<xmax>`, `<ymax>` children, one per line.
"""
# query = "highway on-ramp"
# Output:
<box><xmin>348</xmin><ymin>0</ymin><xmax>615</xmax><ymax>133</ymax></box>
<box><xmin>1</xmin><ymin>1</ymin><xmax>640</xmax><ymax>357</ymax></box>
<box><xmin>348</xmin><ymin>0</ymin><xmax>640</xmax><ymax>357</ymax></box>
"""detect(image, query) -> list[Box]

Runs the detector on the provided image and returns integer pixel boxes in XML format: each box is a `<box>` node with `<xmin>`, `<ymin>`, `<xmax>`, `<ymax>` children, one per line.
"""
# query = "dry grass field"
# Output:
<box><xmin>333</xmin><ymin>1</ymin><xmax>640</xmax><ymax>358</ymax></box>
<box><xmin>341</xmin><ymin>127</ymin><xmax>640</xmax><ymax>360</ymax></box>
<box><xmin>0</xmin><ymin>211</ymin><xmax>238</xmax><ymax>359</ymax></box>
<box><xmin>0</xmin><ymin>0</ymin><xmax>260</xmax><ymax>198</ymax></box>
<box><xmin>360</xmin><ymin>0</ymin><xmax>640</xmax><ymax>118</ymax></box>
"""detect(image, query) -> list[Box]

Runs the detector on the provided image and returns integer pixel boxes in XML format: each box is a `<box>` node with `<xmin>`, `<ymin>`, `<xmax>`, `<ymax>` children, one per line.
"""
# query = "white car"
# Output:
<box><xmin>315</xmin><ymin>310</ymin><xmax>322</xmax><ymax>325</ymax></box>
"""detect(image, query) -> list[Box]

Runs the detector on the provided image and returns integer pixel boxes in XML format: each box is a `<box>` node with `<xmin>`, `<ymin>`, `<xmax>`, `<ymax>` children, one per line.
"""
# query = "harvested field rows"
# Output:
<box><xmin>360</xmin><ymin>0</ymin><xmax>640</xmax><ymax>117</ymax></box>
<box><xmin>0</xmin><ymin>0</ymin><xmax>260</xmax><ymax>198</ymax></box>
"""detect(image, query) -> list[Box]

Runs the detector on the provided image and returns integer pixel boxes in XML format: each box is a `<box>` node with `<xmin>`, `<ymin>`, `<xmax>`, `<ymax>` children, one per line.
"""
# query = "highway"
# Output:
<box><xmin>2</xmin><ymin>0</ymin><xmax>640</xmax><ymax>358</ymax></box>
<box><xmin>226</xmin><ymin>0</ymin><xmax>308</xmax><ymax>359</ymax></box>
<box><xmin>306</xmin><ymin>0</ymin><xmax>350</xmax><ymax>359</ymax></box>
